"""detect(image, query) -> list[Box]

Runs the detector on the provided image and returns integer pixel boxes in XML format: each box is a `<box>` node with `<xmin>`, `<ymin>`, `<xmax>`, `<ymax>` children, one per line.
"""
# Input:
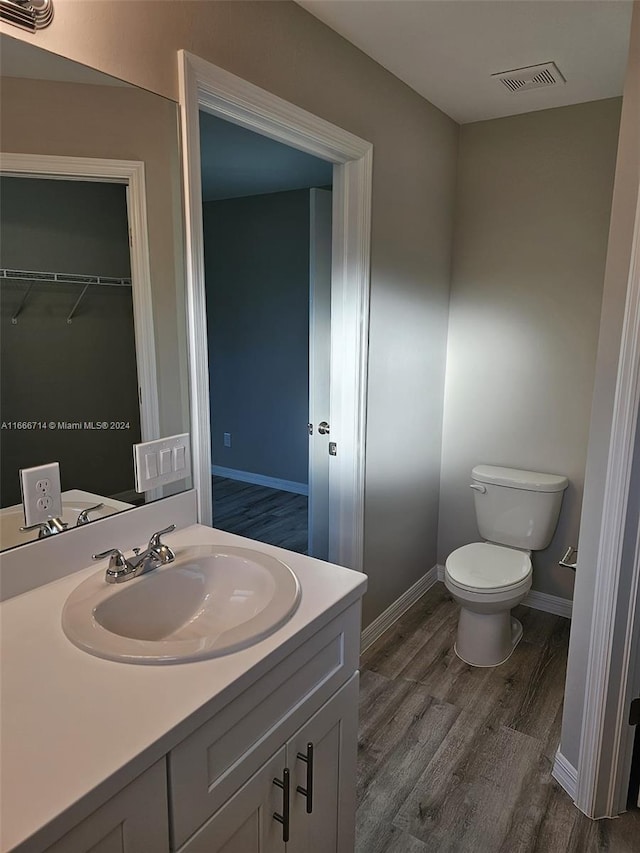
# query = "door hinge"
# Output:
<box><xmin>329</xmin><ymin>442</ymin><xmax>337</xmax><ymax>456</ymax></box>
<box><xmin>630</xmin><ymin>698</ymin><xmax>640</xmax><ymax>726</ymax></box>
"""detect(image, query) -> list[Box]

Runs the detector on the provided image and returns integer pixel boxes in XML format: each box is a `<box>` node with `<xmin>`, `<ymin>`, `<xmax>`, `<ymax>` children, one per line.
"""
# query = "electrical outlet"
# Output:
<box><xmin>223</xmin><ymin>432</ymin><xmax>232</xmax><ymax>448</ymax></box>
<box><xmin>20</xmin><ymin>462</ymin><xmax>62</xmax><ymax>526</ymax></box>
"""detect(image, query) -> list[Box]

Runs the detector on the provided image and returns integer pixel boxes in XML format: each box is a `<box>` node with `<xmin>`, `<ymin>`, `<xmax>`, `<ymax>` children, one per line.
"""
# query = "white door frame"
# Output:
<box><xmin>0</xmin><ymin>152</ymin><xmax>161</xmax><ymax>448</ymax></box>
<box><xmin>576</xmin><ymin>182</ymin><xmax>640</xmax><ymax>817</ymax></box>
<box><xmin>178</xmin><ymin>51</ymin><xmax>372</xmax><ymax>570</ymax></box>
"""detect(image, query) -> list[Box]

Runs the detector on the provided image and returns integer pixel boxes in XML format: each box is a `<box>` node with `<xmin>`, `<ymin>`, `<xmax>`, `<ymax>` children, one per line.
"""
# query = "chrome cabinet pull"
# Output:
<box><xmin>273</xmin><ymin>768</ymin><xmax>290</xmax><ymax>842</ymax></box>
<box><xmin>296</xmin><ymin>742</ymin><xmax>314</xmax><ymax>814</ymax></box>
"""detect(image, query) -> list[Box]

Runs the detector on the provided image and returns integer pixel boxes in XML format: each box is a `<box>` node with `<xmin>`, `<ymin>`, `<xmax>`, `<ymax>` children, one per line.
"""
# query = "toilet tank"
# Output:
<box><xmin>471</xmin><ymin>465</ymin><xmax>568</xmax><ymax>550</ymax></box>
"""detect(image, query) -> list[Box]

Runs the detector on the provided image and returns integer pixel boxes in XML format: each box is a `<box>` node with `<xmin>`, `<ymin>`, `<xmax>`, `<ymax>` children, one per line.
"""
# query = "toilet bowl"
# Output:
<box><xmin>445</xmin><ymin>542</ymin><xmax>532</xmax><ymax>667</ymax></box>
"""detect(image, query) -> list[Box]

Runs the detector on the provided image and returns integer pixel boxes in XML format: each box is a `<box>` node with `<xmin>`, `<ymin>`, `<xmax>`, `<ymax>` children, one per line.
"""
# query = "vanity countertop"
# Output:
<box><xmin>0</xmin><ymin>524</ymin><xmax>367</xmax><ymax>853</ymax></box>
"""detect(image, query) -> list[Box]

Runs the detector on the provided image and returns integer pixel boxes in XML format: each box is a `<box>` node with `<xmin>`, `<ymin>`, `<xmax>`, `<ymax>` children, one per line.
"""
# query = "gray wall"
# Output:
<box><xmin>0</xmin><ymin>177</ymin><xmax>140</xmax><ymax>506</ymax></box>
<box><xmin>203</xmin><ymin>190</ymin><xmax>310</xmax><ymax>485</ymax></box>
<box><xmin>5</xmin><ymin>0</ymin><xmax>459</xmax><ymax>628</ymax></box>
<box><xmin>0</xmin><ymin>76</ymin><xmax>189</xmax><ymax>448</ymax></box>
<box><xmin>438</xmin><ymin>99</ymin><xmax>621</xmax><ymax>599</ymax></box>
<box><xmin>561</xmin><ymin>5</ymin><xmax>640</xmax><ymax>770</ymax></box>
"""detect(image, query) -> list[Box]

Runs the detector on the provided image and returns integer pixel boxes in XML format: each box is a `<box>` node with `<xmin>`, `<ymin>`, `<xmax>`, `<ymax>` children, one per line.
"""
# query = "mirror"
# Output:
<box><xmin>0</xmin><ymin>34</ymin><xmax>190</xmax><ymax>551</ymax></box>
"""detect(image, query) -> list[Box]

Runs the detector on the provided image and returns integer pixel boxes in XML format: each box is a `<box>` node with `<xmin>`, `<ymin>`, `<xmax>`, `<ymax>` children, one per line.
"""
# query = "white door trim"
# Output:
<box><xmin>0</xmin><ymin>152</ymin><xmax>160</xmax><ymax>448</ymax></box>
<box><xmin>177</xmin><ymin>51</ymin><xmax>372</xmax><ymax>570</ymax></box>
<box><xmin>576</xmin><ymin>182</ymin><xmax>640</xmax><ymax>817</ymax></box>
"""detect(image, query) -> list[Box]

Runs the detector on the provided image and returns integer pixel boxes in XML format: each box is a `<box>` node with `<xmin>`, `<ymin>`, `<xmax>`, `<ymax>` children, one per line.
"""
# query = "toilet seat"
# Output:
<box><xmin>445</xmin><ymin>542</ymin><xmax>532</xmax><ymax>593</ymax></box>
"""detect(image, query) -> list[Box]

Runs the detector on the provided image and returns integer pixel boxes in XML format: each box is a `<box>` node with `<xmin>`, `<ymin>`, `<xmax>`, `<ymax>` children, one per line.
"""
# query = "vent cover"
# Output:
<box><xmin>492</xmin><ymin>62</ymin><xmax>566</xmax><ymax>94</ymax></box>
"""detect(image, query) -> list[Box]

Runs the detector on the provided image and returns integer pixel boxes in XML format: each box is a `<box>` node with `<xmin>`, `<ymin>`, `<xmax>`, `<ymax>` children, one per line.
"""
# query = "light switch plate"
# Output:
<box><xmin>133</xmin><ymin>433</ymin><xmax>191</xmax><ymax>493</ymax></box>
<box><xmin>20</xmin><ymin>462</ymin><xmax>63</xmax><ymax>526</ymax></box>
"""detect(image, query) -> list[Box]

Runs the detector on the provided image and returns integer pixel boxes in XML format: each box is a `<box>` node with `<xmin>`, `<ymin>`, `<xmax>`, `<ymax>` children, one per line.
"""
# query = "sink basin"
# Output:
<box><xmin>61</xmin><ymin>545</ymin><xmax>301</xmax><ymax>664</ymax></box>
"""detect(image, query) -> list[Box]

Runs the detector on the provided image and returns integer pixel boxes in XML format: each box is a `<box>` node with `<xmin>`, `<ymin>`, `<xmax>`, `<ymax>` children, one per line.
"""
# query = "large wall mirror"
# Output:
<box><xmin>0</xmin><ymin>34</ymin><xmax>190</xmax><ymax>552</ymax></box>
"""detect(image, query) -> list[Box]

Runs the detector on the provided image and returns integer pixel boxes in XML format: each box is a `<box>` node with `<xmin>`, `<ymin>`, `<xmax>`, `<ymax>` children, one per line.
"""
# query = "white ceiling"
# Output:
<box><xmin>298</xmin><ymin>0</ymin><xmax>633</xmax><ymax>124</ymax></box>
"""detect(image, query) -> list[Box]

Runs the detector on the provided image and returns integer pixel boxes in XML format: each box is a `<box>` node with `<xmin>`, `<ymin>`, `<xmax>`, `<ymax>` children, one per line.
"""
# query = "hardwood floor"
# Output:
<box><xmin>211</xmin><ymin>476</ymin><xmax>308</xmax><ymax>554</ymax></box>
<box><xmin>357</xmin><ymin>583</ymin><xmax>640</xmax><ymax>852</ymax></box>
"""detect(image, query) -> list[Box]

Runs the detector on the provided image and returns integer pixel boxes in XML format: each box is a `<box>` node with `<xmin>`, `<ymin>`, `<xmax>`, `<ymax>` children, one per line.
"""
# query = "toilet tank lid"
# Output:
<box><xmin>472</xmin><ymin>465</ymin><xmax>568</xmax><ymax>493</ymax></box>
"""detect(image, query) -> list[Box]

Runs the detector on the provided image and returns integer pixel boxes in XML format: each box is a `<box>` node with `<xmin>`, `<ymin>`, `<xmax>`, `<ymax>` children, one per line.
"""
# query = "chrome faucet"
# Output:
<box><xmin>93</xmin><ymin>524</ymin><xmax>176</xmax><ymax>584</ymax></box>
<box><xmin>20</xmin><ymin>517</ymin><xmax>68</xmax><ymax>538</ymax></box>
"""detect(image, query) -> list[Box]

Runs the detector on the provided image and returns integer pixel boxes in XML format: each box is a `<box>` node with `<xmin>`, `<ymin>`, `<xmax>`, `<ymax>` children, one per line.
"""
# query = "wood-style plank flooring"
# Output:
<box><xmin>357</xmin><ymin>583</ymin><xmax>640</xmax><ymax>852</ymax></box>
<box><xmin>211</xmin><ymin>476</ymin><xmax>308</xmax><ymax>554</ymax></box>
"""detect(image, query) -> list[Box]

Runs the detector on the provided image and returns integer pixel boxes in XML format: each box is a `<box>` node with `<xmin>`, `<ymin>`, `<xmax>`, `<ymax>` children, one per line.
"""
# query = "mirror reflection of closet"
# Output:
<box><xmin>0</xmin><ymin>176</ymin><xmax>141</xmax><ymax>507</ymax></box>
<box><xmin>0</xmin><ymin>34</ymin><xmax>190</xmax><ymax>551</ymax></box>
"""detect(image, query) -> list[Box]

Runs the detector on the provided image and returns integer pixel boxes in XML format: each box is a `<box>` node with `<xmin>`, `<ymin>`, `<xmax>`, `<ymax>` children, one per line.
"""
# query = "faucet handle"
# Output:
<box><xmin>93</xmin><ymin>548</ymin><xmax>131</xmax><ymax>583</ymax></box>
<box><xmin>147</xmin><ymin>524</ymin><xmax>176</xmax><ymax>563</ymax></box>
<box><xmin>20</xmin><ymin>518</ymin><xmax>68</xmax><ymax>538</ymax></box>
<box><xmin>76</xmin><ymin>503</ymin><xmax>104</xmax><ymax>526</ymax></box>
<box><xmin>147</xmin><ymin>524</ymin><xmax>176</xmax><ymax>548</ymax></box>
<box><xmin>93</xmin><ymin>547</ymin><xmax>128</xmax><ymax>567</ymax></box>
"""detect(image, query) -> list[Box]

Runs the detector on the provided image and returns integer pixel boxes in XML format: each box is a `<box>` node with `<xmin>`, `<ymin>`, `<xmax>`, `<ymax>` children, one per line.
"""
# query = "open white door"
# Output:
<box><xmin>308</xmin><ymin>188</ymin><xmax>332</xmax><ymax>559</ymax></box>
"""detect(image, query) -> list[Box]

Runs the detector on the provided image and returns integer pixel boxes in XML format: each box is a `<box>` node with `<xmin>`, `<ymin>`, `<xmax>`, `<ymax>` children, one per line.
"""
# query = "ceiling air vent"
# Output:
<box><xmin>492</xmin><ymin>62</ymin><xmax>566</xmax><ymax>94</ymax></box>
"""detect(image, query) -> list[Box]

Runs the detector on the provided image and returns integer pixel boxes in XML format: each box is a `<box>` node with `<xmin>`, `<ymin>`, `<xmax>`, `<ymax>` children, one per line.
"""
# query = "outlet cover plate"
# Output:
<box><xmin>20</xmin><ymin>462</ymin><xmax>63</xmax><ymax>525</ymax></box>
<box><xmin>133</xmin><ymin>433</ymin><xmax>191</xmax><ymax>493</ymax></box>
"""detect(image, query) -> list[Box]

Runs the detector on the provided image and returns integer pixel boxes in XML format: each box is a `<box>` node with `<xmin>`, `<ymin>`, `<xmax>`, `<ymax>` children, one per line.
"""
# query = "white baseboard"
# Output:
<box><xmin>212</xmin><ymin>465</ymin><xmax>309</xmax><ymax>496</ymax></box>
<box><xmin>523</xmin><ymin>589</ymin><xmax>573</xmax><ymax>619</ymax></box>
<box><xmin>361</xmin><ymin>565</ymin><xmax>439</xmax><ymax>653</ymax></box>
<box><xmin>437</xmin><ymin>564</ymin><xmax>572</xmax><ymax>619</ymax></box>
<box><xmin>552</xmin><ymin>749</ymin><xmax>578</xmax><ymax>799</ymax></box>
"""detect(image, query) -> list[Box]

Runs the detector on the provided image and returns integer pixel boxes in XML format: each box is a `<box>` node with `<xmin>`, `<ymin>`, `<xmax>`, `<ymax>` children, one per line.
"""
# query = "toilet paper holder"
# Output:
<box><xmin>559</xmin><ymin>546</ymin><xmax>578</xmax><ymax>571</ymax></box>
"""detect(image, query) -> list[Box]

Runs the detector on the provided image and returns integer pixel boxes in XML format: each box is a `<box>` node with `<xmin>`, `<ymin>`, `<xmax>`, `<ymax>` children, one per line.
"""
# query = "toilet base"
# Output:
<box><xmin>454</xmin><ymin>610</ymin><xmax>523</xmax><ymax>668</ymax></box>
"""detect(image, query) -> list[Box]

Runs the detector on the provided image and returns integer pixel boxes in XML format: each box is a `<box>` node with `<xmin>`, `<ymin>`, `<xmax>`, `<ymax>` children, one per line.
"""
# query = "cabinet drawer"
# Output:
<box><xmin>168</xmin><ymin>602</ymin><xmax>360</xmax><ymax>849</ymax></box>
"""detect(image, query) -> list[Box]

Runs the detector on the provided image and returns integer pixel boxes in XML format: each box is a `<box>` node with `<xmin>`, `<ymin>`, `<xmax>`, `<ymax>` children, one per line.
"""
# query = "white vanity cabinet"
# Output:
<box><xmin>168</xmin><ymin>604</ymin><xmax>361</xmax><ymax>853</ymax></box>
<box><xmin>2</xmin><ymin>522</ymin><xmax>366</xmax><ymax>853</ymax></box>
<box><xmin>177</xmin><ymin>675</ymin><xmax>359</xmax><ymax>853</ymax></box>
<box><xmin>43</xmin><ymin>760</ymin><xmax>169</xmax><ymax>853</ymax></box>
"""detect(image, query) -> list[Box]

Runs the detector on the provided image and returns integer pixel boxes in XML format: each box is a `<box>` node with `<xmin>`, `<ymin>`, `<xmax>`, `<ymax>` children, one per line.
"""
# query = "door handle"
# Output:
<box><xmin>273</xmin><ymin>768</ymin><xmax>290</xmax><ymax>842</ymax></box>
<box><xmin>318</xmin><ymin>421</ymin><xmax>330</xmax><ymax>435</ymax></box>
<box><xmin>296</xmin><ymin>742</ymin><xmax>314</xmax><ymax>813</ymax></box>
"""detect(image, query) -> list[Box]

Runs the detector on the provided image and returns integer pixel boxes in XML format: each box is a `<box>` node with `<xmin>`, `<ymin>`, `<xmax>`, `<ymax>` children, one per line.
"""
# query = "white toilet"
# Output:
<box><xmin>445</xmin><ymin>465</ymin><xmax>568</xmax><ymax>667</ymax></box>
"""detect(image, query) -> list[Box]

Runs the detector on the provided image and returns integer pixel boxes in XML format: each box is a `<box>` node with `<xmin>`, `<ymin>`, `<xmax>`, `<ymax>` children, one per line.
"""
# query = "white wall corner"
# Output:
<box><xmin>361</xmin><ymin>565</ymin><xmax>439</xmax><ymax>653</ymax></box>
<box><xmin>552</xmin><ymin>749</ymin><xmax>578</xmax><ymax>800</ymax></box>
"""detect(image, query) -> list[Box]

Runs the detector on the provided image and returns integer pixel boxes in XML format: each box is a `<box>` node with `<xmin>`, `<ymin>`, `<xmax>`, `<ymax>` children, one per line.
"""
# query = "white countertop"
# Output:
<box><xmin>0</xmin><ymin>524</ymin><xmax>367</xmax><ymax>853</ymax></box>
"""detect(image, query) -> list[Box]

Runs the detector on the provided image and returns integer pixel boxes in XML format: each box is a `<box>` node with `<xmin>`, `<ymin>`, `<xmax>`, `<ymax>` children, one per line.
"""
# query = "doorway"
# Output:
<box><xmin>179</xmin><ymin>52</ymin><xmax>372</xmax><ymax>570</ymax></box>
<box><xmin>199</xmin><ymin>112</ymin><xmax>333</xmax><ymax>556</ymax></box>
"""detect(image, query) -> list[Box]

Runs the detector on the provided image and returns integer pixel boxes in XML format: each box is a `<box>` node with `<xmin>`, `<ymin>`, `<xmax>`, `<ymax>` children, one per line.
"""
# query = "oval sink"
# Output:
<box><xmin>61</xmin><ymin>545</ymin><xmax>301</xmax><ymax>664</ymax></box>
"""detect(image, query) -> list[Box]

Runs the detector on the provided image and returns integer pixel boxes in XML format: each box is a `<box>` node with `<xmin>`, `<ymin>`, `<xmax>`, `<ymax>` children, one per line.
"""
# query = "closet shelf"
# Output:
<box><xmin>1</xmin><ymin>268</ymin><xmax>132</xmax><ymax>287</ymax></box>
<box><xmin>1</xmin><ymin>268</ymin><xmax>132</xmax><ymax>324</ymax></box>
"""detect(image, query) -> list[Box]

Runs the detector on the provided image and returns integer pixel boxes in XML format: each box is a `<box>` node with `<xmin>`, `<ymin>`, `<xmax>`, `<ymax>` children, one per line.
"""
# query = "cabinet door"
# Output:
<box><xmin>288</xmin><ymin>673</ymin><xmax>359</xmax><ymax>853</ymax></box>
<box><xmin>178</xmin><ymin>747</ymin><xmax>287</xmax><ymax>853</ymax></box>
<box><xmin>45</xmin><ymin>760</ymin><xmax>169</xmax><ymax>853</ymax></box>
